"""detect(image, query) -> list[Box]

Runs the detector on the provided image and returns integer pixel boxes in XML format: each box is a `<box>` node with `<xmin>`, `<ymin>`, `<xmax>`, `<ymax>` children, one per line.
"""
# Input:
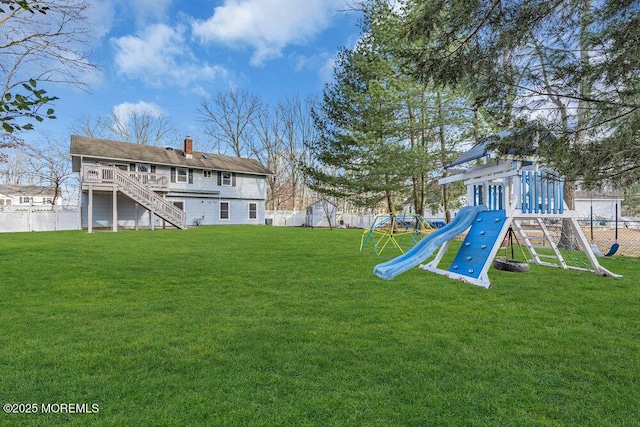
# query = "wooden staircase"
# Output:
<box><xmin>113</xmin><ymin>168</ymin><xmax>186</xmax><ymax>229</ymax></box>
<box><xmin>83</xmin><ymin>165</ymin><xmax>186</xmax><ymax>229</ymax></box>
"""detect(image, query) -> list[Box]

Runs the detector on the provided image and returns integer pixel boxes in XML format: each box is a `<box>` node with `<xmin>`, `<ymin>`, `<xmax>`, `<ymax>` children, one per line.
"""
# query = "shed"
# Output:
<box><xmin>305</xmin><ymin>199</ymin><xmax>336</xmax><ymax>228</ymax></box>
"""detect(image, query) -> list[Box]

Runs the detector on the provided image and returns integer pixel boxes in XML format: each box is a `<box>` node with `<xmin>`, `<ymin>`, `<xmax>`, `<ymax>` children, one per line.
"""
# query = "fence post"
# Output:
<box><xmin>28</xmin><ymin>203</ymin><xmax>33</xmax><ymax>232</ymax></box>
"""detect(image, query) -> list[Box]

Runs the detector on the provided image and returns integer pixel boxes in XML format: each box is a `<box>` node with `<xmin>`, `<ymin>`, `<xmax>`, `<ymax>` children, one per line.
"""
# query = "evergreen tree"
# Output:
<box><xmin>306</xmin><ymin>1</ymin><xmax>472</xmax><ymax>215</ymax></box>
<box><xmin>307</xmin><ymin>40</ymin><xmax>414</xmax><ymax>211</ymax></box>
<box><xmin>400</xmin><ymin>0</ymin><xmax>640</xmax><ymax>187</ymax></box>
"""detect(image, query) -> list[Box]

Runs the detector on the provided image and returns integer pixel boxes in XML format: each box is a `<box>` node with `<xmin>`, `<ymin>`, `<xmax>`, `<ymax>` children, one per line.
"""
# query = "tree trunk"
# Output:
<box><xmin>560</xmin><ymin>0</ymin><xmax>591</xmax><ymax>249</ymax></box>
<box><xmin>437</xmin><ymin>91</ymin><xmax>451</xmax><ymax>222</ymax></box>
<box><xmin>442</xmin><ymin>182</ymin><xmax>451</xmax><ymax>223</ymax></box>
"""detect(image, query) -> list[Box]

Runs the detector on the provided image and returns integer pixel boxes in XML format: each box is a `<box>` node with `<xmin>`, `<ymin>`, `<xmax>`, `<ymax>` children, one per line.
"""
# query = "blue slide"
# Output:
<box><xmin>373</xmin><ymin>205</ymin><xmax>488</xmax><ymax>280</ymax></box>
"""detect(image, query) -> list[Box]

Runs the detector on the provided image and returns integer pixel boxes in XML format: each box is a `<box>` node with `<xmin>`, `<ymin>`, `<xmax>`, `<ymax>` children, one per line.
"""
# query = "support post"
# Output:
<box><xmin>112</xmin><ymin>186</ymin><xmax>118</xmax><ymax>232</ymax></box>
<box><xmin>88</xmin><ymin>184</ymin><xmax>93</xmax><ymax>233</ymax></box>
<box><xmin>568</xmin><ymin>218</ymin><xmax>620</xmax><ymax>277</ymax></box>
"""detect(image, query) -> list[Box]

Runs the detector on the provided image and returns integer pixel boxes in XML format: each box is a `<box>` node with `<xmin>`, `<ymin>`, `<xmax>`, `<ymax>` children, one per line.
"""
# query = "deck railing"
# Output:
<box><xmin>82</xmin><ymin>166</ymin><xmax>168</xmax><ymax>189</ymax></box>
<box><xmin>81</xmin><ymin>165</ymin><xmax>186</xmax><ymax>229</ymax></box>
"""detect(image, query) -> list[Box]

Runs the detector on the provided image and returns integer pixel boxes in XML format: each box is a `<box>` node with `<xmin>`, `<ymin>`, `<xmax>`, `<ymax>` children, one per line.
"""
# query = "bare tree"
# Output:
<box><xmin>278</xmin><ymin>93</ymin><xmax>317</xmax><ymax>212</ymax></box>
<box><xmin>25</xmin><ymin>137</ymin><xmax>76</xmax><ymax>205</ymax></box>
<box><xmin>319</xmin><ymin>198</ymin><xmax>336</xmax><ymax>230</ymax></box>
<box><xmin>72</xmin><ymin>110</ymin><xmax>178</xmax><ymax>145</ymax></box>
<box><xmin>251</xmin><ymin>105</ymin><xmax>285</xmax><ymax>210</ymax></box>
<box><xmin>0</xmin><ymin>133</ymin><xmax>26</xmax><ymax>183</ymax></box>
<box><xmin>198</xmin><ymin>89</ymin><xmax>263</xmax><ymax>157</ymax></box>
<box><xmin>0</xmin><ymin>0</ymin><xmax>98</xmax><ymax>132</ymax></box>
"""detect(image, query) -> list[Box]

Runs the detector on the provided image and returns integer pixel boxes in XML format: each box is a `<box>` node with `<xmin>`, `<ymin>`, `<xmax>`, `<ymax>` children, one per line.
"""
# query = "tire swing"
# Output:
<box><xmin>493</xmin><ymin>227</ymin><xmax>530</xmax><ymax>273</ymax></box>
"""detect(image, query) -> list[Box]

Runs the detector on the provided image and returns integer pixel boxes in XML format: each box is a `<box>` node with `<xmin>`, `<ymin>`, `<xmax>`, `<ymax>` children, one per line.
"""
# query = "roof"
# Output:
<box><xmin>446</xmin><ymin>140</ymin><xmax>491</xmax><ymax>168</ymax></box>
<box><xmin>308</xmin><ymin>198</ymin><xmax>336</xmax><ymax>208</ymax></box>
<box><xmin>70</xmin><ymin>135</ymin><xmax>272</xmax><ymax>176</ymax></box>
<box><xmin>446</xmin><ymin>130</ymin><xmax>515</xmax><ymax>168</ymax></box>
<box><xmin>0</xmin><ymin>184</ymin><xmax>58</xmax><ymax>197</ymax></box>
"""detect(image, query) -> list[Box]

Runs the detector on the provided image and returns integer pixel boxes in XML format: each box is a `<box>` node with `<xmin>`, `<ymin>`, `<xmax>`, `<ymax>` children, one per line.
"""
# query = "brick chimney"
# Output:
<box><xmin>184</xmin><ymin>136</ymin><xmax>193</xmax><ymax>158</ymax></box>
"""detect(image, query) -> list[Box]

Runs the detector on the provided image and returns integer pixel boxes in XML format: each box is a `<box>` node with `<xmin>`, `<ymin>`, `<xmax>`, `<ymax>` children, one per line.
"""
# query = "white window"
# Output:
<box><xmin>220</xmin><ymin>202</ymin><xmax>230</xmax><ymax>220</ymax></box>
<box><xmin>249</xmin><ymin>203</ymin><xmax>257</xmax><ymax>220</ymax></box>
<box><xmin>20</xmin><ymin>197</ymin><xmax>30</xmax><ymax>204</ymax></box>
<box><xmin>176</xmin><ymin>168</ymin><xmax>188</xmax><ymax>183</ymax></box>
<box><xmin>203</xmin><ymin>170</ymin><xmax>213</xmax><ymax>178</ymax></box>
<box><xmin>222</xmin><ymin>172</ymin><xmax>232</xmax><ymax>186</ymax></box>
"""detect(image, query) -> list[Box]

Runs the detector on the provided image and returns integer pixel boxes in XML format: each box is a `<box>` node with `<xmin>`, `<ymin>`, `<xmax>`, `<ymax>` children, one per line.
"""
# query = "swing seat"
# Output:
<box><xmin>590</xmin><ymin>242</ymin><xmax>604</xmax><ymax>257</ymax></box>
<box><xmin>591</xmin><ymin>242</ymin><xmax>619</xmax><ymax>257</ymax></box>
<box><xmin>604</xmin><ymin>243</ymin><xmax>619</xmax><ymax>257</ymax></box>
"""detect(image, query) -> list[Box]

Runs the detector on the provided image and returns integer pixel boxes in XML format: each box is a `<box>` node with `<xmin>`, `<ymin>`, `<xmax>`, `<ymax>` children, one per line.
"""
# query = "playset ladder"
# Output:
<box><xmin>512</xmin><ymin>219</ymin><xmax>568</xmax><ymax>269</ymax></box>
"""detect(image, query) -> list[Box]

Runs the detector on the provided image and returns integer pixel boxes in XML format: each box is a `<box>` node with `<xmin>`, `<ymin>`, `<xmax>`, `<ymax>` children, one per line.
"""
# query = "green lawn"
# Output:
<box><xmin>1</xmin><ymin>226</ymin><xmax>638</xmax><ymax>426</ymax></box>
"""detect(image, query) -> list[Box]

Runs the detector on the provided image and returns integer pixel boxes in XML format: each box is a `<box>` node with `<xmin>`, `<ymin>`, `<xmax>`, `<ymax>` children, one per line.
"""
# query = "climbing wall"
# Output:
<box><xmin>448</xmin><ymin>210</ymin><xmax>507</xmax><ymax>279</ymax></box>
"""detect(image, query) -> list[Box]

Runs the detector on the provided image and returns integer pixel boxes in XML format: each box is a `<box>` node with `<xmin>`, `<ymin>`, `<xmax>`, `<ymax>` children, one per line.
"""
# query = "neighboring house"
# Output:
<box><xmin>70</xmin><ymin>135</ymin><xmax>272</xmax><ymax>231</ymax></box>
<box><xmin>305</xmin><ymin>199</ymin><xmax>336</xmax><ymax>227</ymax></box>
<box><xmin>574</xmin><ymin>184</ymin><xmax>624</xmax><ymax>221</ymax></box>
<box><xmin>0</xmin><ymin>184</ymin><xmax>60</xmax><ymax>207</ymax></box>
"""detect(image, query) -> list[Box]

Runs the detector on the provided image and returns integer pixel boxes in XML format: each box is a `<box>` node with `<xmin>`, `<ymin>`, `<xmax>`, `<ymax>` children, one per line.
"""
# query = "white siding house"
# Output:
<box><xmin>70</xmin><ymin>135</ymin><xmax>272</xmax><ymax>231</ymax></box>
<box><xmin>0</xmin><ymin>184</ymin><xmax>60</xmax><ymax>206</ymax></box>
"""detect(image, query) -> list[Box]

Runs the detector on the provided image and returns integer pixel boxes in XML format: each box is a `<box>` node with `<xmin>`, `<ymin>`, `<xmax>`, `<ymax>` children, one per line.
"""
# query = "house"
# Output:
<box><xmin>70</xmin><ymin>135</ymin><xmax>272</xmax><ymax>231</ymax></box>
<box><xmin>574</xmin><ymin>184</ymin><xmax>623</xmax><ymax>221</ymax></box>
<box><xmin>305</xmin><ymin>199</ymin><xmax>336</xmax><ymax>227</ymax></box>
<box><xmin>0</xmin><ymin>184</ymin><xmax>60</xmax><ymax>207</ymax></box>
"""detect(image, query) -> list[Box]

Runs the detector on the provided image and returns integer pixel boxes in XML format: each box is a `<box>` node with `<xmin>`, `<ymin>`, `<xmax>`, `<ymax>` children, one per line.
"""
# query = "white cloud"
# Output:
<box><xmin>112</xmin><ymin>23</ymin><xmax>228</xmax><ymax>87</ymax></box>
<box><xmin>192</xmin><ymin>0</ymin><xmax>348</xmax><ymax>66</ymax></box>
<box><xmin>112</xmin><ymin>101</ymin><xmax>164</xmax><ymax>130</ymax></box>
<box><xmin>87</xmin><ymin>0</ymin><xmax>116</xmax><ymax>39</ymax></box>
<box><xmin>290</xmin><ymin>52</ymin><xmax>336</xmax><ymax>83</ymax></box>
<box><xmin>86</xmin><ymin>0</ymin><xmax>173</xmax><ymax>40</ymax></box>
<box><xmin>129</xmin><ymin>0</ymin><xmax>173</xmax><ymax>26</ymax></box>
<box><xmin>113</xmin><ymin>101</ymin><xmax>165</xmax><ymax>121</ymax></box>
<box><xmin>318</xmin><ymin>55</ymin><xmax>336</xmax><ymax>83</ymax></box>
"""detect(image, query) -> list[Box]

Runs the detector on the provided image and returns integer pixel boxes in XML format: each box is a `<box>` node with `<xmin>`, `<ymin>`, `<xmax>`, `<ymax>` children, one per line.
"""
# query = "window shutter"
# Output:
<box><xmin>232</xmin><ymin>172</ymin><xmax>236</xmax><ymax>187</ymax></box>
<box><xmin>217</xmin><ymin>171</ymin><xmax>221</xmax><ymax>186</ymax></box>
<box><xmin>130</xmin><ymin>163</ymin><xmax>135</xmax><ymax>171</ymax></box>
<box><xmin>171</xmin><ymin>167</ymin><xmax>176</xmax><ymax>183</ymax></box>
<box><xmin>151</xmin><ymin>165</ymin><xmax>156</xmax><ymax>173</ymax></box>
<box><xmin>188</xmin><ymin>169</ymin><xmax>193</xmax><ymax>184</ymax></box>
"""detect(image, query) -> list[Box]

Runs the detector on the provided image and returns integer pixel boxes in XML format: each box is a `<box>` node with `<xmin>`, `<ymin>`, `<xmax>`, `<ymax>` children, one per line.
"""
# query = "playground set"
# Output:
<box><xmin>360</xmin><ymin>212</ymin><xmax>434</xmax><ymax>255</ymax></box>
<box><xmin>373</xmin><ymin>137</ymin><xmax>620</xmax><ymax>288</ymax></box>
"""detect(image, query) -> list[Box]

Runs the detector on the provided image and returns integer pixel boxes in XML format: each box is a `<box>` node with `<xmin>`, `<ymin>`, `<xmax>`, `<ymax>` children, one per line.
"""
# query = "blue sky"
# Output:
<box><xmin>22</xmin><ymin>0</ymin><xmax>361</xmax><ymax>150</ymax></box>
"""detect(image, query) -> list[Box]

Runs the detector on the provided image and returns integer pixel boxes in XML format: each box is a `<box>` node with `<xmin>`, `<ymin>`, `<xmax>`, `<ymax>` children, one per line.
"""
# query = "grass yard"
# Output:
<box><xmin>1</xmin><ymin>226</ymin><xmax>639</xmax><ymax>426</ymax></box>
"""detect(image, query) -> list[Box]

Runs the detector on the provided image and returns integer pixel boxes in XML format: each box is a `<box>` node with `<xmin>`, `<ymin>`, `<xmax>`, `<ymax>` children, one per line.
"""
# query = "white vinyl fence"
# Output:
<box><xmin>266</xmin><ymin>210</ymin><xmax>376</xmax><ymax>229</ymax></box>
<box><xmin>265</xmin><ymin>211</ymin><xmax>306</xmax><ymax>227</ymax></box>
<box><xmin>0</xmin><ymin>205</ymin><xmax>81</xmax><ymax>233</ymax></box>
